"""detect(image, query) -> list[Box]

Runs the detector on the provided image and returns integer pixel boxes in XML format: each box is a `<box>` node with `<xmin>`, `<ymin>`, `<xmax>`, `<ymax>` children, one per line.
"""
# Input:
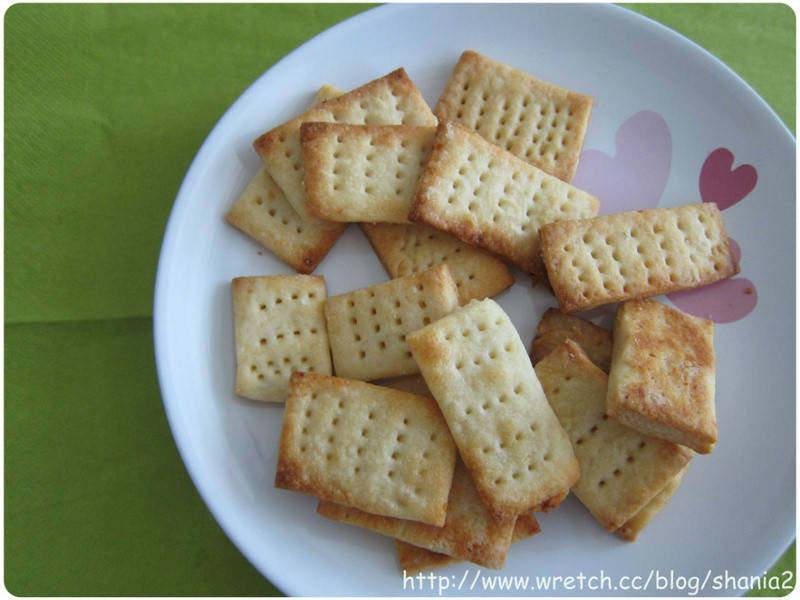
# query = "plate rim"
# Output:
<box><xmin>153</xmin><ymin>3</ymin><xmax>796</xmax><ymax>596</ymax></box>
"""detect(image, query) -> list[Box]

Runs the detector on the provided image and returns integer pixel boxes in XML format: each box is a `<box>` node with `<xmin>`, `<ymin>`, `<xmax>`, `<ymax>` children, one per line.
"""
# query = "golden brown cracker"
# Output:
<box><xmin>408</xmin><ymin>121</ymin><xmax>599</xmax><ymax>278</ymax></box>
<box><xmin>530</xmin><ymin>307</ymin><xmax>613</xmax><ymax>372</ymax></box>
<box><xmin>535</xmin><ymin>339</ymin><xmax>694</xmax><ymax>532</ymax></box>
<box><xmin>395</xmin><ymin>513</ymin><xmax>541</xmax><ymax>574</ymax></box>
<box><xmin>324</xmin><ymin>265</ymin><xmax>460</xmax><ymax>381</ymax></box>
<box><xmin>301</xmin><ymin>123</ymin><xmax>435</xmax><ymax>223</ymax></box>
<box><xmin>317</xmin><ymin>460</ymin><xmax>516</xmax><ymax>570</ymax></box>
<box><xmin>360</xmin><ymin>221</ymin><xmax>514</xmax><ymax>305</ymax></box>
<box><xmin>231</xmin><ymin>275</ymin><xmax>330</xmax><ymax>402</ymax></box>
<box><xmin>407</xmin><ymin>298</ymin><xmax>579</xmax><ymax>519</ymax></box>
<box><xmin>254</xmin><ymin>68</ymin><xmax>437</xmax><ymax>222</ymax></box>
<box><xmin>434</xmin><ymin>50</ymin><xmax>593</xmax><ymax>182</ymax></box>
<box><xmin>276</xmin><ymin>372</ymin><xmax>457</xmax><ymax>526</ymax></box>
<box><xmin>606</xmin><ymin>298</ymin><xmax>717</xmax><ymax>454</ymax></box>
<box><xmin>539</xmin><ymin>203</ymin><xmax>740</xmax><ymax>313</ymax></box>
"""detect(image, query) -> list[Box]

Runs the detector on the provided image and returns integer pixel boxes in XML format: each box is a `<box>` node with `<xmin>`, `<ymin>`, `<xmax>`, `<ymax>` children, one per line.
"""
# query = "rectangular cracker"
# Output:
<box><xmin>324</xmin><ymin>264</ymin><xmax>460</xmax><ymax>381</ymax></box>
<box><xmin>534</xmin><ymin>339</ymin><xmax>694</xmax><ymax>532</ymax></box>
<box><xmin>434</xmin><ymin>50</ymin><xmax>594</xmax><ymax>183</ymax></box>
<box><xmin>406</xmin><ymin>298</ymin><xmax>580</xmax><ymax>519</ymax></box>
<box><xmin>616</xmin><ymin>463</ymin><xmax>689</xmax><ymax>542</ymax></box>
<box><xmin>226</xmin><ymin>85</ymin><xmax>347</xmax><ymax>273</ymax></box>
<box><xmin>530</xmin><ymin>307</ymin><xmax>613</xmax><ymax>372</ymax></box>
<box><xmin>539</xmin><ymin>203</ymin><xmax>740</xmax><ymax>313</ymax></box>
<box><xmin>225</xmin><ymin>167</ymin><xmax>347</xmax><ymax>273</ymax></box>
<box><xmin>275</xmin><ymin>372</ymin><xmax>457</xmax><ymax>526</ymax></box>
<box><xmin>301</xmin><ymin>123</ymin><xmax>436</xmax><ymax>223</ymax></box>
<box><xmin>254</xmin><ymin>68</ymin><xmax>437</xmax><ymax>222</ymax></box>
<box><xmin>232</xmin><ymin>275</ymin><xmax>331</xmax><ymax>402</ymax></box>
<box><xmin>606</xmin><ymin>298</ymin><xmax>717</xmax><ymax>454</ymax></box>
<box><xmin>408</xmin><ymin>120</ymin><xmax>599</xmax><ymax>278</ymax></box>
<box><xmin>317</xmin><ymin>459</ymin><xmax>516</xmax><ymax>570</ymax></box>
<box><xmin>360</xmin><ymin>221</ymin><xmax>515</xmax><ymax>305</ymax></box>
<box><xmin>395</xmin><ymin>512</ymin><xmax>541</xmax><ymax>574</ymax></box>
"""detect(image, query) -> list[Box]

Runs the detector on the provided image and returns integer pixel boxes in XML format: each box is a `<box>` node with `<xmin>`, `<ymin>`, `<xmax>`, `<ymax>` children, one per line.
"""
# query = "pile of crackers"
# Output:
<box><xmin>226</xmin><ymin>51</ymin><xmax>739</xmax><ymax>571</ymax></box>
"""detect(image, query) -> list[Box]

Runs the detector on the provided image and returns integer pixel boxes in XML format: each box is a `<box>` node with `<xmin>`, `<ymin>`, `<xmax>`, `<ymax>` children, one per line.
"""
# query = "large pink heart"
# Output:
<box><xmin>699</xmin><ymin>148</ymin><xmax>757</xmax><ymax>210</ymax></box>
<box><xmin>572</xmin><ymin>110</ymin><xmax>672</xmax><ymax>215</ymax></box>
<box><xmin>667</xmin><ymin>239</ymin><xmax>758</xmax><ymax>323</ymax></box>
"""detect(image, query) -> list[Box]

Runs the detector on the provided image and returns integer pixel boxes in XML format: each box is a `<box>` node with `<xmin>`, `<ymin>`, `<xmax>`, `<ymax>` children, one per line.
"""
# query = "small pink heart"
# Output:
<box><xmin>666</xmin><ymin>239</ymin><xmax>757</xmax><ymax>323</ymax></box>
<box><xmin>572</xmin><ymin>110</ymin><xmax>672</xmax><ymax>215</ymax></box>
<box><xmin>699</xmin><ymin>148</ymin><xmax>757</xmax><ymax>210</ymax></box>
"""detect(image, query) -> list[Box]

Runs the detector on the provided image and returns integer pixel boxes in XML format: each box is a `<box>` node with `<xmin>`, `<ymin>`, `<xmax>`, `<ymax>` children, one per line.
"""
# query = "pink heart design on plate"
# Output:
<box><xmin>699</xmin><ymin>148</ymin><xmax>757</xmax><ymax>210</ymax></box>
<box><xmin>572</xmin><ymin>110</ymin><xmax>672</xmax><ymax>215</ymax></box>
<box><xmin>666</xmin><ymin>239</ymin><xmax>758</xmax><ymax>323</ymax></box>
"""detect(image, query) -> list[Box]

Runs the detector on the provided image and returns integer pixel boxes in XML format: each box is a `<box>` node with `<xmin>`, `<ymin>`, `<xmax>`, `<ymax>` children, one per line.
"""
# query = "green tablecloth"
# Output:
<box><xmin>5</xmin><ymin>4</ymin><xmax>795</xmax><ymax>596</ymax></box>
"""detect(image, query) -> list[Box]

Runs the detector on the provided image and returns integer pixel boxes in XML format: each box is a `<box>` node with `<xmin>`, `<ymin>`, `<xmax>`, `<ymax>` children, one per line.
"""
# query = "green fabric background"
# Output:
<box><xmin>4</xmin><ymin>3</ymin><xmax>795</xmax><ymax>596</ymax></box>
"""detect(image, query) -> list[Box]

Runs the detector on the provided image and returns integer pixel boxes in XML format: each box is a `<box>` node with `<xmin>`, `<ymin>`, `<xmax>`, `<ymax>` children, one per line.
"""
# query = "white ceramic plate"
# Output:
<box><xmin>154</xmin><ymin>4</ymin><xmax>795</xmax><ymax>596</ymax></box>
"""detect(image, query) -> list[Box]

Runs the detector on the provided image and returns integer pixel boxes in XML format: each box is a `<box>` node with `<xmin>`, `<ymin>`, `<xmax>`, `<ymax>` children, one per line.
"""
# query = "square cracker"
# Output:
<box><xmin>301</xmin><ymin>123</ymin><xmax>436</xmax><ymax>223</ymax></box>
<box><xmin>225</xmin><ymin>168</ymin><xmax>347</xmax><ymax>273</ymax></box>
<box><xmin>275</xmin><ymin>372</ymin><xmax>457</xmax><ymax>526</ymax></box>
<box><xmin>254</xmin><ymin>68</ymin><xmax>437</xmax><ymax>222</ymax></box>
<box><xmin>232</xmin><ymin>275</ymin><xmax>331</xmax><ymax>402</ymax></box>
<box><xmin>394</xmin><ymin>512</ymin><xmax>541</xmax><ymax>574</ymax></box>
<box><xmin>535</xmin><ymin>339</ymin><xmax>694</xmax><ymax>532</ymax></box>
<box><xmin>324</xmin><ymin>264</ymin><xmax>460</xmax><ymax>381</ymax></box>
<box><xmin>539</xmin><ymin>203</ymin><xmax>740</xmax><ymax>313</ymax></box>
<box><xmin>317</xmin><ymin>459</ymin><xmax>517</xmax><ymax>570</ymax></box>
<box><xmin>225</xmin><ymin>85</ymin><xmax>347</xmax><ymax>273</ymax></box>
<box><xmin>408</xmin><ymin>121</ymin><xmax>599</xmax><ymax>278</ymax></box>
<box><xmin>434</xmin><ymin>50</ymin><xmax>594</xmax><ymax>182</ymax></box>
<box><xmin>406</xmin><ymin>298</ymin><xmax>580</xmax><ymax>519</ymax></box>
<box><xmin>606</xmin><ymin>298</ymin><xmax>717</xmax><ymax>454</ymax></box>
<box><xmin>530</xmin><ymin>307</ymin><xmax>613</xmax><ymax>372</ymax></box>
<box><xmin>359</xmin><ymin>221</ymin><xmax>514</xmax><ymax>305</ymax></box>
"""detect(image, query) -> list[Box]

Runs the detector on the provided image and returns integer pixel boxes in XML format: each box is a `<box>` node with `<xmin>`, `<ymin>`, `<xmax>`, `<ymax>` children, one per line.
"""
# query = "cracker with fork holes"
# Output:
<box><xmin>406</xmin><ymin>298</ymin><xmax>580</xmax><ymax>519</ymax></box>
<box><xmin>317</xmin><ymin>459</ymin><xmax>517</xmax><ymax>570</ymax></box>
<box><xmin>434</xmin><ymin>50</ymin><xmax>594</xmax><ymax>182</ymax></box>
<box><xmin>360</xmin><ymin>221</ymin><xmax>514</xmax><ymax>305</ymax></box>
<box><xmin>301</xmin><ymin>123</ymin><xmax>435</xmax><ymax>223</ymax></box>
<box><xmin>324</xmin><ymin>264</ymin><xmax>460</xmax><ymax>381</ymax></box>
<box><xmin>539</xmin><ymin>203</ymin><xmax>740</xmax><ymax>313</ymax></box>
<box><xmin>254</xmin><ymin>68</ymin><xmax>437</xmax><ymax>222</ymax></box>
<box><xmin>535</xmin><ymin>339</ymin><xmax>694</xmax><ymax>533</ymax></box>
<box><xmin>408</xmin><ymin>120</ymin><xmax>599</xmax><ymax>279</ymax></box>
<box><xmin>276</xmin><ymin>372</ymin><xmax>457</xmax><ymax>526</ymax></box>
<box><xmin>225</xmin><ymin>85</ymin><xmax>347</xmax><ymax>273</ymax></box>
<box><xmin>231</xmin><ymin>275</ymin><xmax>331</xmax><ymax>402</ymax></box>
